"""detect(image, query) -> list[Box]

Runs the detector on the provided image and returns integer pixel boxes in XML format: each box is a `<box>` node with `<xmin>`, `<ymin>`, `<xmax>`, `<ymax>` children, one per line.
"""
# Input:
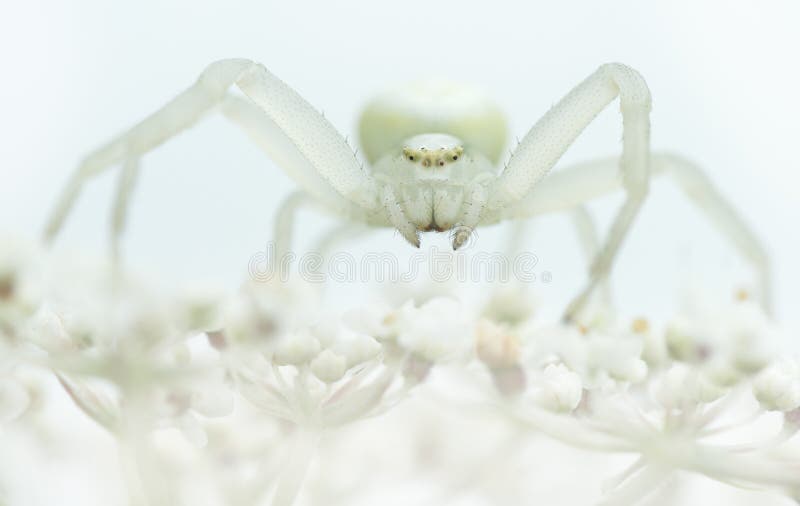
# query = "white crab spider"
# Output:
<box><xmin>43</xmin><ymin>59</ymin><xmax>771</xmax><ymax>320</ymax></box>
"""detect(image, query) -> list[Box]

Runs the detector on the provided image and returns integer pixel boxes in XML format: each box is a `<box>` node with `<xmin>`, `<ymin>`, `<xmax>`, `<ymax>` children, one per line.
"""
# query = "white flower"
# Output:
<box><xmin>753</xmin><ymin>357</ymin><xmax>800</xmax><ymax>412</ymax></box>
<box><xmin>239</xmin><ymin>319</ymin><xmax>401</xmax><ymax>428</ymax></box>
<box><xmin>36</xmin><ymin>275</ymin><xmax>177</xmax><ymax>357</ymax></box>
<box><xmin>529</xmin><ymin>324</ymin><xmax>647</xmax><ymax>387</ymax></box>
<box><xmin>310</xmin><ymin>349</ymin><xmax>348</xmax><ymax>383</ymax></box>
<box><xmin>664</xmin><ymin>316</ymin><xmax>710</xmax><ymax>363</ymax></box>
<box><xmin>223</xmin><ymin>288</ymin><xmax>279</xmax><ymax>346</ymax></box>
<box><xmin>585</xmin><ymin>335</ymin><xmax>648</xmax><ymax>383</ymax></box>
<box><xmin>150</xmin><ymin>348</ymin><xmax>234</xmax><ymax>447</ymax></box>
<box><xmin>173</xmin><ymin>284</ymin><xmax>227</xmax><ymax>333</ymax></box>
<box><xmin>272</xmin><ymin>317</ymin><xmax>381</xmax><ymax>373</ymax></box>
<box><xmin>154</xmin><ymin>380</ymin><xmax>234</xmax><ymax>447</ymax></box>
<box><xmin>329</xmin><ymin>331</ymin><xmax>382</xmax><ymax>369</ymax></box>
<box><xmin>20</xmin><ymin>305</ymin><xmax>73</xmax><ymax>352</ymax></box>
<box><xmin>342</xmin><ymin>302</ymin><xmax>396</xmax><ymax>342</ymax></box>
<box><xmin>665</xmin><ymin>300</ymin><xmax>777</xmax><ymax>376</ymax></box>
<box><xmin>273</xmin><ymin>329</ymin><xmax>321</xmax><ymax>366</ymax></box>
<box><xmin>627</xmin><ymin>317</ymin><xmax>669</xmax><ymax>368</ymax></box>
<box><xmin>345</xmin><ymin>298</ymin><xmax>474</xmax><ymax>363</ymax></box>
<box><xmin>534</xmin><ymin>363</ymin><xmax>583</xmax><ymax>413</ymax></box>
<box><xmin>395</xmin><ymin>298</ymin><xmax>473</xmax><ymax>362</ymax></box>
<box><xmin>481</xmin><ymin>284</ymin><xmax>538</xmax><ymax>327</ymax></box>
<box><xmin>476</xmin><ymin>319</ymin><xmax>521</xmax><ymax>369</ymax></box>
<box><xmin>724</xmin><ymin>301</ymin><xmax>779</xmax><ymax>373</ymax></box>
<box><xmin>655</xmin><ymin>364</ymin><xmax>727</xmax><ymax>408</ymax></box>
<box><xmin>222</xmin><ymin>279</ymin><xmax>322</xmax><ymax>348</ymax></box>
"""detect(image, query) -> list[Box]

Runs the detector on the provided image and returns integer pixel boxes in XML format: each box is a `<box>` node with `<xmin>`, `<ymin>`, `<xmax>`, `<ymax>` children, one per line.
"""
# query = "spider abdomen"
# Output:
<box><xmin>359</xmin><ymin>80</ymin><xmax>508</xmax><ymax>164</ymax></box>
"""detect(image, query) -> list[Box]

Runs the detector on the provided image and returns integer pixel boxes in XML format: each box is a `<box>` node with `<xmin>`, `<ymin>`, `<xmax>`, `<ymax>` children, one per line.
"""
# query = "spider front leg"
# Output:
<box><xmin>502</xmin><ymin>208</ymin><xmax>613</xmax><ymax>316</ymax></box>
<box><xmin>563</xmin><ymin>187</ymin><xmax>646</xmax><ymax>322</ymax></box>
<box><xmin>273</xmin><ymin>191</ymin><xmax>315</xmax><ymax>262</ymax></box>
<box><xmin>486</xmin><ymin>63</ymin><xmax>652</xmax><ymax>322</ymax></box>
<box><xmin>568</xmin><ymin>206</ymin><xmax>614</xmax><ymax>312</ymax></box>
<box><xmin>43</xmin><ymin>59</ymin><xmax>380</xmax><ymax>257</ymax></box>
<box><xmin>492</xmin><ymin>154</ymin><xmax>772</xmax><ymax>315</ymax></box>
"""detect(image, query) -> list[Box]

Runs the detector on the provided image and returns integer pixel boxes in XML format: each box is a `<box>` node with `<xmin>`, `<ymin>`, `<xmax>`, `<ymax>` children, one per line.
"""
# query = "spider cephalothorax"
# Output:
<box><xmin>370</xmin><ymin>132</ymin><xmax>495</xmax><ymax>236</ymax></box>
<box><xmin>43</xmin><ymin>59</ymin><xmax>771</xmax><ymax>320</ymax></box>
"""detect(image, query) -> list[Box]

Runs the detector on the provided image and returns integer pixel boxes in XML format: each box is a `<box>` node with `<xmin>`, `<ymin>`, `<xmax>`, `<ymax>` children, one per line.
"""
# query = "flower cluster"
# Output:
<box><xmin>2</xmin><ymin>236</ymin><xmax>799</xmax><ymax>506</ymax></box>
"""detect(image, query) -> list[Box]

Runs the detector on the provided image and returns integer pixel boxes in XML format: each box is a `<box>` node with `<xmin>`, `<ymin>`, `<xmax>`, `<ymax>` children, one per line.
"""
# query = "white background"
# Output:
<box><xmin>1</xmin><ymin>0</ymin><xmax>799</xmax><ymax>323</ymax></box>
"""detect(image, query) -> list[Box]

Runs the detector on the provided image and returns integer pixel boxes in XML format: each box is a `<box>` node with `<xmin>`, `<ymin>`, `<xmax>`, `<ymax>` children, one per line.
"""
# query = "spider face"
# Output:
<box><xmin>359</xmin><ymin>83</ymin><xmax>503</xmax><ymax>234</ymax></box>
<box><xmin>371</xmin><ymin>132</ymin><xmax>493</xmax><ymax>184</ymax></box>
<box><xmin>369</xmin><ymin>133</ymin><xmax>494</xmax><ymax>232</ymax></box>
<box><xmin>401</xmin><ymin>135</ymin><xmax>464</xmax><ymax>168</ymax></box>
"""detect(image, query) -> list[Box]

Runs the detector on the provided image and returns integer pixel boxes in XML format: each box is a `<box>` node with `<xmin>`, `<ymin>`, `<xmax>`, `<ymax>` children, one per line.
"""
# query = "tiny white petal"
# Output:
<box><xmin>476</xmin><ymin>319</ymin><xmax>521</xmax><ymax>369</ymax></box>
<box><xmin>534</xmin><ymin>363</ymin><xmax>583</xmax><ymax>413</ymax></box>
<box><xmin>333</xmin><ymin>332</ymin><xmax>382</xmax><ymax>368</ymax></box>
<box><xmin>342</xmin><ymin>303</ymin><xmax>396</xmax><ymax>341</ymax></box>
<box><xmin>753</xmin><ymin>358</ymin><xmax>800</xmax><ymax>412</ymax></box>
<box><xmin>273</xmin><ymin>330</ymin><xmax>321</xmax><ymax>366</ymax></box>
<box><xmin>310</xmin><ymin>349</ymin><xmax>347</xmax><ymax>383</ymax></box>
<box><xmin>396</xmin><ymin>297</ymin><xmax>472</xmax><ymax>362</ymax></box>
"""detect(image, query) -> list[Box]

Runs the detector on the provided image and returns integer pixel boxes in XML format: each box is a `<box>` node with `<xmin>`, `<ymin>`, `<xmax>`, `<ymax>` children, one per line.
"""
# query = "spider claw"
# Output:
<box><xmin>400</xmin><ymin>229</ymin><xmax>421</xmax><ymax>248</ymax></box>
<box><xmin>391</xmin><ymin>220</ymin><xmax>420</xmax><ymax>248</ymax></box>
<box><xmin>451</xmin><ymin>229</ymin><xmax>471</xmax><ymax>250</ymax></box>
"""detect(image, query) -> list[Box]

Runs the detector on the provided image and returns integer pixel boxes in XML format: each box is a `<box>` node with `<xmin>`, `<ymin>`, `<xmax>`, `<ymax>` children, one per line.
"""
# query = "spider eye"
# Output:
<box><xmin>409</xmin><ymin>156</ymin><xmax>415</xmax><ymax>161</ymax></box>
<box><xmin>452</xmin><ymin>155</ymin><xmax>458</xmax><ymax>161</ymax></box>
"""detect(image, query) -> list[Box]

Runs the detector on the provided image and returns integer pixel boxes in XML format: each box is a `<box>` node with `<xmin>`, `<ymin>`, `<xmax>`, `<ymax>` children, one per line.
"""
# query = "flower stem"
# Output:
<box><xmin>117</xmin><ymin>432</ymin><xmax>151</xmax><ymax>506</ymax></box>
<box><xmin>271</xmin><ymin>429</ymin><xmax>320</xmax><ymax>506</ymax></box>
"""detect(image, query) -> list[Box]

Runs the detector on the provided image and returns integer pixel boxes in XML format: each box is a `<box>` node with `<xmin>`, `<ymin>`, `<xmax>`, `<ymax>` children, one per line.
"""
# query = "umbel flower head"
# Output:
<box><xmin>2</xmin><ymin>233</ymin><xmax>799</xmax><ymax>506</ymax></box>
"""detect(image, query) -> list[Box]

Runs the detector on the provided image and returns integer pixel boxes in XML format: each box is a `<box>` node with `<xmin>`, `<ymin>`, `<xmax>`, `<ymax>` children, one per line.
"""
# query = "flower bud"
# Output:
<box><xmin>534</xmin><ymin>363</ymin><xmax>583</xmax><ymax>413</ymax></box>
<box><xmin>476</xmin><ymin>319</ymin><xmax>521</xmax><ymax>369</ymax></box>
<box><xmin>273</xmin><ymin>330</ymin><xmax>321</xmax><ymax>366</ymax></box>
<box><xmin>753</xmin><ymin>358</ymin><xmax>800</xmax><ymax>412</ymax></box>
<box><xmin>310</xmin><ymin>349</ymin><xmax>347</xmax><ymax>383</ymax></box>
<box><xmin>396</xmin><ymin>298</ymin><xmax>472</xmax><ymax>362</ymax></box>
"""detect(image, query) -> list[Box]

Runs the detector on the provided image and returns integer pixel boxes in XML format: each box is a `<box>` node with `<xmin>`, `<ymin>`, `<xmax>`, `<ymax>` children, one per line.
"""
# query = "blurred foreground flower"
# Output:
<box><xmin>1</xmin><ymin>233</ymin><xmax>798</xmax><ymax>506</ymax></box>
